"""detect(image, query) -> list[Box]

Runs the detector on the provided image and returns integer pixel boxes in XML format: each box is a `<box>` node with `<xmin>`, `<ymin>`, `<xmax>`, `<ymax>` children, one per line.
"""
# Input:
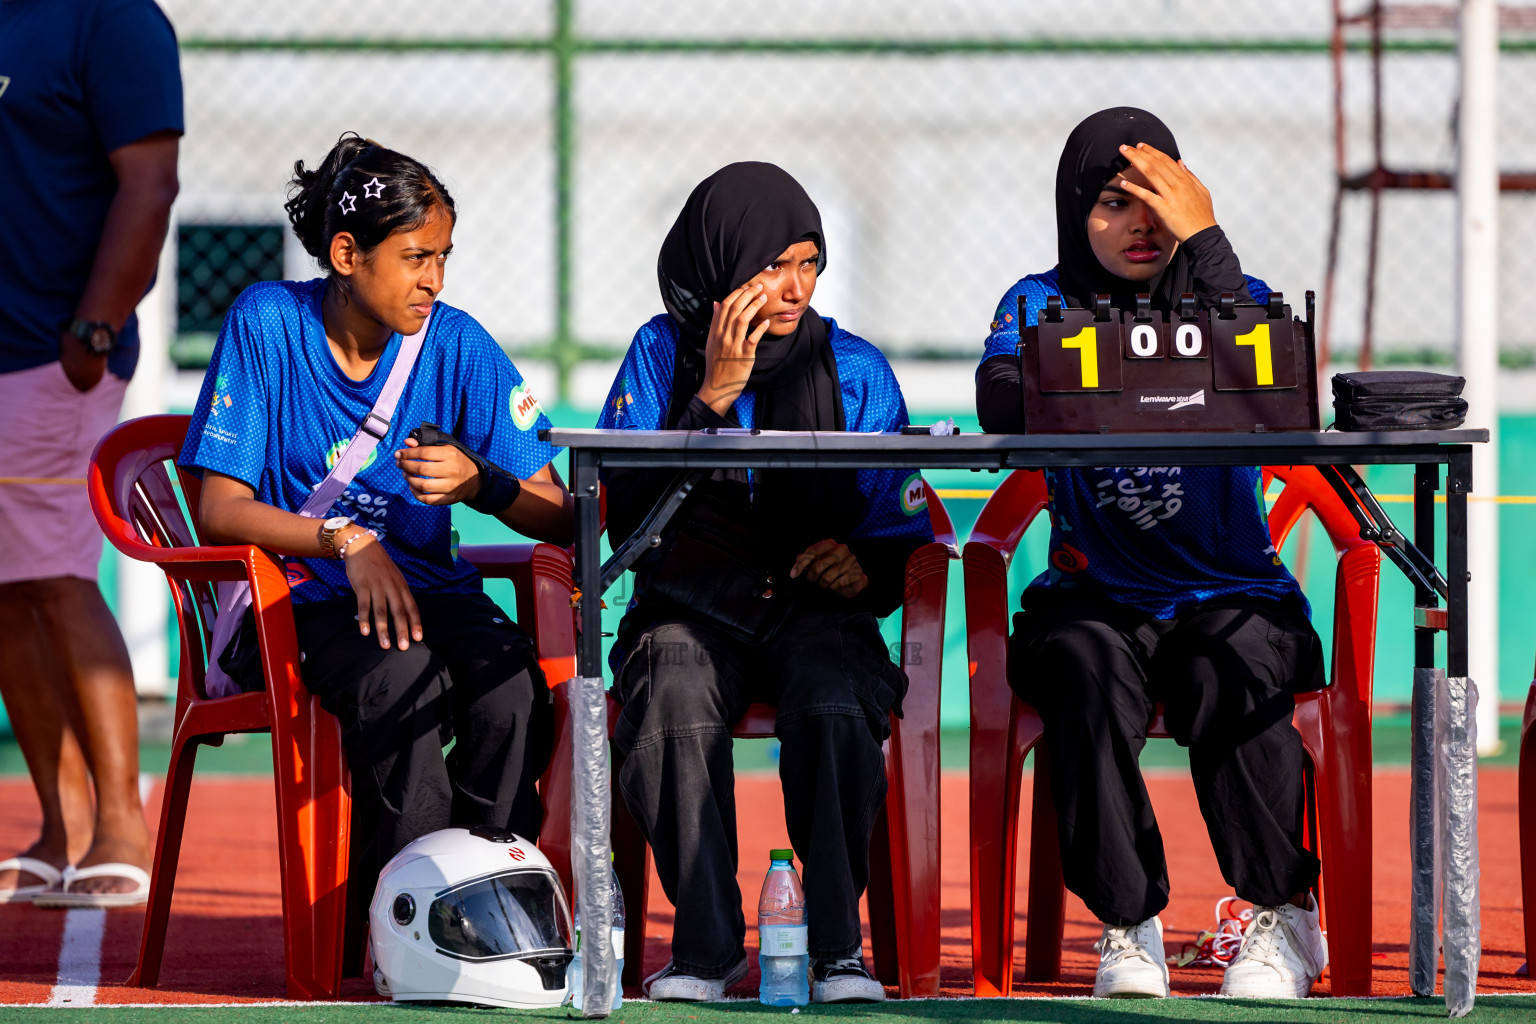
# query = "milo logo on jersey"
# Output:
<box><xmin>510</xmin><ymin>382</ymin><xmax>543</xmax><ymax>431</ymax></box>
<box><xmin>324</xmin><ymin>440</ymin><xmax>378</xmax><ymax>473</ymax></box>
<box><xmin>901</xmin><ymin>473</ymin><xmax>928</xmax><ymax>516</ymax></box>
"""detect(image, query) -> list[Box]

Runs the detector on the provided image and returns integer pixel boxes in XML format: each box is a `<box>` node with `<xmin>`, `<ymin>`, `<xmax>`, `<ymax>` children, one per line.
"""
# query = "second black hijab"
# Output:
<box><xmin>1056</xmin><ymin>106</ymin><xmax>1198</xmax><ymax>313</ymax></box>
<box><xmin>658</xmin><ymin>161</ymin><xmax>844</xmax><ymax>432</ymax></box>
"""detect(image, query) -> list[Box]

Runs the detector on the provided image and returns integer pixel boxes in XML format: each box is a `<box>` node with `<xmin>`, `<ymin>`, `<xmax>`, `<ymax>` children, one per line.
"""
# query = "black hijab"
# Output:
<box><xmin>658</xmin><ymin>162</ymin><xmax>844</xmax><ymax>431</ymax></box>
<box><xmin>1056</xmin><ymin>107</ymin><xmax>1197</xmax><ymax>313</ymax></box>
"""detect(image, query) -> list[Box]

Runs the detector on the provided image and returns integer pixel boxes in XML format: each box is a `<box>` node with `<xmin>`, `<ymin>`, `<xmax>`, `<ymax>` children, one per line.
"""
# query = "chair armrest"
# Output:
<box><xmin>464</xmin><ymin>542</ymin><xmax>577</xmax><ymax>688</ymax></box>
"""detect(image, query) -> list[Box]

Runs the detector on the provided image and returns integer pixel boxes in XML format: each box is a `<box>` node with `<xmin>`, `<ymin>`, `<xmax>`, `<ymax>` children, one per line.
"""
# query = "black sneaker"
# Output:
<box><xmin>811</xmin><ymin>957</ymin><xmax>886</xmax><ymax>1003</ymax></box>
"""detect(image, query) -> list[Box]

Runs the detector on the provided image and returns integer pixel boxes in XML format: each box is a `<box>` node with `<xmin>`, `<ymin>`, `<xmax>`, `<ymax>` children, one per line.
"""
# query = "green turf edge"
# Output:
<box><xmin>5</xmin><ymin>996</ymin><xmax>1535</xmax><ymax>1024</ymax></box>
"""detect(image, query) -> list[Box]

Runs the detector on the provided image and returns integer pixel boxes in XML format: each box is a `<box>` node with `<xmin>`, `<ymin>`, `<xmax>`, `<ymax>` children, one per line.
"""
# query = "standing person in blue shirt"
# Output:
<box><xmin>179</xmin><ymin>135</ymin><xmax>573</xmax><ymax>944</ymax></box>
<box><xmin>0</xmin><ymin>0</ymin><xmax>181</xmax><ymax>906</ymax></box>
<box><xmin>599</xmin><ymin>162</ymin><xmax>932</xmax><ymax>1003</ymax></box>
<box><xmin>975</xmin><ymin>109</ymin><xmax>1328</xmax><ymax>1000</ymax></box>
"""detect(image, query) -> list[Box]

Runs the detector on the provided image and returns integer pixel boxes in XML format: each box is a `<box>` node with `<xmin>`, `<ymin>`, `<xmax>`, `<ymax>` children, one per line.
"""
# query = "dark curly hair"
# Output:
<box><xmin>284</xmin><ymin>132</ymin><xmax>456</xmax><ymax>274</ymax></box>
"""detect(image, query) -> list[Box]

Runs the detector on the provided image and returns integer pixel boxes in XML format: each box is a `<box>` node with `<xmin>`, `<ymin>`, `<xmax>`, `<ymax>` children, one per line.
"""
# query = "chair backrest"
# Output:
<box><xmin>971</xmin><ymin>464</ymin><xmax>1379</xmax><ymax>562</ymax></box>
<box><xmin>922</xmin><ymin>479</ymin><xmax>958</xmax><ymax>553</ymax></box>
<box><xmin>968</xmin><ymin>468</ymin><xmax>1050</xmax><ymax>559</ymax></box>
<box><xmin>970</xmin><ymin>464</ymin><xmax>1382</xmax><ymax>696</ymax></box>
<box><xmin>88</xmin><ymin>414</ymin><xmax>221</xmax><ymax>702</ymax></box>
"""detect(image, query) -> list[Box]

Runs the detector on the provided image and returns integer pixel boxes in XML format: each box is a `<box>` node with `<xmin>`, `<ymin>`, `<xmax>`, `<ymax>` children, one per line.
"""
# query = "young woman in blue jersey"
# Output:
<box><xmin>597</xmin><ymin>162</ymin><xmax>932</xmax><ymax>1003</ymax></box>
<box><xmin>975</xmin><ymin>108</ymin><xmax>1328</xmax><ymax>1000</ymax></box>
<box><xmin>179</xmin><ymin>135</ymin><xmax>572</xmax><ymax>937</ymax></box>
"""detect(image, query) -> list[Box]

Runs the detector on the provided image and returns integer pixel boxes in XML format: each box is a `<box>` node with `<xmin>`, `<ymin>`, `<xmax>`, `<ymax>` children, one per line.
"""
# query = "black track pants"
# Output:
<box><xmin>224</xmin><ymin>590</ymin><xmax>553</xmax><ymax>922</ymax></box>
<box><xmin>612</xmin><ymin>610</ymin><xmax>907</xmax><ymax>977</ymax></box>
<box><xmin>1008</xmin><ymin>591</ymin><xmax>1324</xmax><ymax>926</ymax></box>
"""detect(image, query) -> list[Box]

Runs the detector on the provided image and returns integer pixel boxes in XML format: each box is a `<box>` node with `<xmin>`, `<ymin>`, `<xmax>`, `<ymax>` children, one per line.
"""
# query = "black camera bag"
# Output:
<box><xmin>1331</xmin><ymin>370</ymin><xmax>1468</xmax><ymax>431</ymax></box>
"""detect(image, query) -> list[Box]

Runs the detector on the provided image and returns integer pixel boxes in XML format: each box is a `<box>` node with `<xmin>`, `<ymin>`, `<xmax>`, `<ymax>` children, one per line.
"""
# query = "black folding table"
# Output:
<box><xmin>544</xmin><ymin>427</ymin><xmax>1486</xmax><ymax>1016</ymax></box>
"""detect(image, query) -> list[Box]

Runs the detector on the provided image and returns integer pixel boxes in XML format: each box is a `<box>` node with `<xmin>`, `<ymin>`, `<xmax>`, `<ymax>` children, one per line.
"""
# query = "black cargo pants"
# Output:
<box><xmin>1009</xmin><ymin>591</ymin><xmax>1324</xmax><ymax>927</ymax></box>
<box><xmin>611</xmin><ymin>609</ymin><xmax>907</xmax><ymax>978</ymax></box>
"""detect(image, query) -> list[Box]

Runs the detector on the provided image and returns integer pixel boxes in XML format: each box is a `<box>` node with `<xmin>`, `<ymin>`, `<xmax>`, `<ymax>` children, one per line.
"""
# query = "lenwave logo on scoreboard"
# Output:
<box><xmin>1137</xmin><ymin>388</ymin><xmax>1206</xmax><ymax>412</ymax></box>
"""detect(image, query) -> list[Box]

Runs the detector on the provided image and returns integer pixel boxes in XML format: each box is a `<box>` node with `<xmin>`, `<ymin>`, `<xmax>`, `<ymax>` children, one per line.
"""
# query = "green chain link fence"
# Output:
<box><xmin>161</xmin><ymin>1</ymin><xmax>1536</xmax><ymax>400</ymax></box>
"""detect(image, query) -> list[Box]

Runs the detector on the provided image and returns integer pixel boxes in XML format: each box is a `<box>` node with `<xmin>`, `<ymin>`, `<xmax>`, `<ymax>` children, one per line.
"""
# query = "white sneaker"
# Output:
<box><xmin>1092</xmin><ymin>917</ymin><xmax>1170</xmax><ymax>998</ymax></box>
<box><xmin>811</xmin><ymin>957</ymin><xmax>886</xmax><ymax>1003</ymax></box>
<box><xmin>642</xmin><ymin>954</ymin><xmax>749</xmax><ymax>1001</ymax></box>
<box><xmin>1219</xmin><ymin>896</ymin><xmax>1328</xmax><ymax>998</ymax></box>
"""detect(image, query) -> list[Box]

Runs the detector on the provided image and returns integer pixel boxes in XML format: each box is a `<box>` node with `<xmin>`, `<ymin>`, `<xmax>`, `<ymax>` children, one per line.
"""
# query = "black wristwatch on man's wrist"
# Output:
<box><xmin>64</xmin><ymin>319</ymin><xmax>117</xmax><ymax>357</ymax></box>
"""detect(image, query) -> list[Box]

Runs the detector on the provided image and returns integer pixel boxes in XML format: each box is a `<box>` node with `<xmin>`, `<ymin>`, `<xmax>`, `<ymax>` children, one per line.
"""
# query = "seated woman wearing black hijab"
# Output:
<box><xmin>596</xmin><ymin>162</ymin><xmax>932</xmax><ymax>1003</ymax></box>
<box><xmin>975</xmin><ymin>109</ymin><xmax>1328</xmax><ymax>1000</ymax></box>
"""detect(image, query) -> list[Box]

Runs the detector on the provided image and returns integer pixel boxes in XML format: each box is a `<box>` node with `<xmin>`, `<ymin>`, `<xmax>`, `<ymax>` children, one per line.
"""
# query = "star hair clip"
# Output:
<box><xmin>362</xmin><ymin>176</ymin><xmax>386</xmax><ymax>200</ymax></box>
<box><xmin>338</xmin><ymin>191</ymin><xmax>357</xmax><ymax>214</ymax></box>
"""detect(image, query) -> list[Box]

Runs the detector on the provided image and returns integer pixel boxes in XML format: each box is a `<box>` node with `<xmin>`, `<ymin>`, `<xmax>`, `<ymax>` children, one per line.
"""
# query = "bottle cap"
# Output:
<box><xmin>769</xmin><ymin>848</ymin><xmax>795</xmax><ymax>862</ymax></box>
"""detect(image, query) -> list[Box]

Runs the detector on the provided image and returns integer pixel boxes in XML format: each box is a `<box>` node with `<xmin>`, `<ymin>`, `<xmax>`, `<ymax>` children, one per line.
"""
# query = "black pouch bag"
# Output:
<box><xmin>632</xmin><ymin>493</ymin><xmax>793</xmax><ymax>646</ymax></box>
<box><xmin>1331</xmin><ymin>370</ymin><xmax>1468</xmax><ymax>431</ymax></box>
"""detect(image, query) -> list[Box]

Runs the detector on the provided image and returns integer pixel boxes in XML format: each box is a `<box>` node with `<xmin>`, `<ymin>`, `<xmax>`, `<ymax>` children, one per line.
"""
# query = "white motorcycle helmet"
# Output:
<box><xmin>369</xmin><ymin>826</ymin><xmax>573</xmax><ymax>1008</ymax></box>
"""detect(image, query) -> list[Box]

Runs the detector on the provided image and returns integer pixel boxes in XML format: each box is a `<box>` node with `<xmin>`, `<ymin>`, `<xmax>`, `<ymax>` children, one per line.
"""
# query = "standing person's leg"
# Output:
<box><xmin>0</xmin><ymin>584</ymin><xmax>95</xmax><ymax>892</ymax></box>
<box><xmin>1153</xmin><ymin>596</ymin><xmax>1326</xmax><ymax>998</ymax></box>
<box><xmin>611</xmin><ymin>619</ymin><xmax>751</xmax><ymax>992</ymax></box>
<box><xmin>769</xmin><ymin>610</ymin><xmax>904</xmax><ymax>1003</ymax></box>
<box><xmin>424</xmin><ymin>592</ymin><xmax>552</xmax><ymax>840</ymax></box>
<box><xmin>0</xmin><ymin>364</ymin><xmax>146</xmax><ymax>896</ymax></box>
<box><xmin>25</xmin><ymin>577</ymin><xmax>150</xmax><ymax>894</ymax></box>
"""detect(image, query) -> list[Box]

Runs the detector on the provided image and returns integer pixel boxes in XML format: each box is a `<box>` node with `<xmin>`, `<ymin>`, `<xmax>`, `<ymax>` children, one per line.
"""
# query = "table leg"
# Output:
<box><xmin>1441</xmin><ymin>451</ymin><xmax>1479</xmax><ymax>1016</ymax></box>
<box><xmin>1409</xmin><ymin>464</ymin><xmax>1439</xmax><ymax>996</ymax></box>
<box><xmin>571</xmin><ymin>450</ymin><xmax>615</xmax><ymax>1017</ymax></box>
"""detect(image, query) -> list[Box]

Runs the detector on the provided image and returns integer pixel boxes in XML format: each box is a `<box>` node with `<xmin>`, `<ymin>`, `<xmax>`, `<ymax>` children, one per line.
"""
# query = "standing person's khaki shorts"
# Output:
<box><xmin>0</xmin><ymin>361</ymin><xmax>128</xmax><ymax>584</ymax></box>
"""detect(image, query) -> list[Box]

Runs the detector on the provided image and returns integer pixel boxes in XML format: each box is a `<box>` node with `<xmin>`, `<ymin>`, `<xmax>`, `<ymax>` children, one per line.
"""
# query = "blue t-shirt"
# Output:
<box><xmin>599</xmin><ymin>314</ymin><xmax>935</xmax><ymax>549</ymax></box>
<box><xmin>0</xmin><ymin>0</ymin><xmax>183</xmax><ymax>380</ymax></box>
<box><xmin>980</xmin><ymin>269</ymin><xmax>1304</xmax><ymax>618</ymax></box>
<box><xmin>179</xmin><ymin>279</ymin><xmax>562</xmax><ymax>605</ymax></box>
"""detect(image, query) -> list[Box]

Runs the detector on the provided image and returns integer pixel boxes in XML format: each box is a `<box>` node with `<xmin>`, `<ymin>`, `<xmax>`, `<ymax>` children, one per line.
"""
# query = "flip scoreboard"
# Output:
<box><xmin>1016</xmin><ymin>291</ymin><xmax>1320</xmax><ymax>433</ymax></box>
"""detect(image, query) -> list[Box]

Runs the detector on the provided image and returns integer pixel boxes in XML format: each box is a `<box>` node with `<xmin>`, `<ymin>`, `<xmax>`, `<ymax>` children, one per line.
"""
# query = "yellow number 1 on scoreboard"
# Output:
<box><xmin>1234</xmin><ymin>323</ymin><xmax>1273</xmax><ymax>387</ymax></box>
<box><xmin>1060</xmin><ymin>326</ymin><xmax>1099</xmax><ymax>389</ymax></box>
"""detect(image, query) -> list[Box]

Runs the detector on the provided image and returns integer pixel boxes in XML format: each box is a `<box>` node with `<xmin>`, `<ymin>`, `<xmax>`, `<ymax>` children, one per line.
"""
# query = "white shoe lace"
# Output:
<box><xmin>1232</xmin><ymin>909</ymin><xmax>1290</xmax><ymax>974</ymax></box>
<box><xmin>1094</xmin><ymin>924</ymin><xmax>1156</xmax><ymax>968</ymax></box>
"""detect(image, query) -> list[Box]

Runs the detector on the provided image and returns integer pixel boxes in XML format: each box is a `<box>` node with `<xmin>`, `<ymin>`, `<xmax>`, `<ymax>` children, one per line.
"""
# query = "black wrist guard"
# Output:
<box><xmin>407</xmin><ymin>422</ymin><xmax>523</xmax><ymax>515</ymax></box>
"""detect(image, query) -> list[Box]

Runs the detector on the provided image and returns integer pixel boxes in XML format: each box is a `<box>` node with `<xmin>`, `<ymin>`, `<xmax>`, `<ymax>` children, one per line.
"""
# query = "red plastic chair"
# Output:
<box><xmin>1520</xmin><ymin>672</ymin><xmax>1536</xmax><ymax>975</ymax></box>
<box><xmin>88</xmin><ymin>414</ymin><xmax>579</xmax><ymax>1000</ymax></box>
<box><xmin>964</xmin><ymin>465</ymin><xmax>1380</xmax><ymax>997</ymax></box>
<box><xmin>540</xmin><ymin>481</ymin><xmax>956</xmax><ymax>998</ymax></box>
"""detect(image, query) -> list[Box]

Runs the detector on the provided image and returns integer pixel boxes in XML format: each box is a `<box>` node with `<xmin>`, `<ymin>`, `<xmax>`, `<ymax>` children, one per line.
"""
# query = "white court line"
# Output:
<box><xmin>139</xmin><ymin>775</ymin><xmax>154</xmax><ymax>807</ymax></box>
<box><xmin>44</xmin><ymin>908</ymin><xmax>105</xmax><ymax>1006</ymax></box>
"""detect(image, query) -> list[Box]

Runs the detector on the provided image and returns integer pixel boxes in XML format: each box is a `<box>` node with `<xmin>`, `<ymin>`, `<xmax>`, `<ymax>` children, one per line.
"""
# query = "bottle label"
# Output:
<box><xmin>759</xmin><ymin>924</ymin><xmax>807</xmax><ymax>957</ymax></box>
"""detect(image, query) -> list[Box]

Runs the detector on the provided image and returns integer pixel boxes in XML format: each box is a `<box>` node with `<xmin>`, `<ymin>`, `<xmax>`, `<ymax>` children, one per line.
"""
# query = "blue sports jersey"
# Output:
<box><xmin>0</xmin><ymin>0</ymin><xmax>184</xmax><ymax>380</ymax></box>
<box><xmin>979</xmin><ymin>268</ymin><xmax>1303</xmax><ymax>619</ymax></box>
<box><xmin>598</xmin><ymin>313</ymin><xmax>935</xmax><ymax>550</ymax></box>
<box><xmin>179</xmin><ymin>279</ymin><xmax>561</xmax><ymax>605</ymax></box>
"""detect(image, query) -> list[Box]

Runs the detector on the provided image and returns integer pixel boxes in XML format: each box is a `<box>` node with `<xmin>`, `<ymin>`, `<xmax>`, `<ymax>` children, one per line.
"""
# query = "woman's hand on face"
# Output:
<box><xmin>790</xmin><ymin>538</ymin><xmax>869</xmax><ymax>599</ymax></box>
<box><xmin>1115</xmin><ymin>143</ymin><xmax>1218</xmax><ymax>244</ymax></box>
<box><xmin>395</xmin><ymin>437</ymin><xmax>481</xmax><ymax>506</ymax></box>
<box><xmin>340</xmin><ymin>529</ymin><xmax>423</xmax><ymax>650</ymax></box>
<box><xmin>698</xmin><ymin>281</ymin><xmax>770</xmax><ymax>416</ymax></box>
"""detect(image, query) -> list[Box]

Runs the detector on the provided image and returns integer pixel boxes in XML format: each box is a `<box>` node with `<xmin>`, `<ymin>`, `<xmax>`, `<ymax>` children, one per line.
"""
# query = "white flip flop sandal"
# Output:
<box><xmin>32</xmin><ymin>863</ymin><xmax>150</xmax><ymax>909</ymax></box>
<box><xmin>0</xmin><ymin>857</ymin><xmax>65</xmax><ymax>904</ymax></box>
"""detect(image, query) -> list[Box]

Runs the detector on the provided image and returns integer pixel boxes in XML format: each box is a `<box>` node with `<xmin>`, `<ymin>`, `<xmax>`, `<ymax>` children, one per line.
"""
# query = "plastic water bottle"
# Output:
<box><xmin>568</xmin><ymin>862</ymin><xmax>625</xmax><ymax>1011</ymax></box>
<box><xmin>757</xmin><ymin>848</ymin><xmax>809</xmax><ymax>1006</ymax></box>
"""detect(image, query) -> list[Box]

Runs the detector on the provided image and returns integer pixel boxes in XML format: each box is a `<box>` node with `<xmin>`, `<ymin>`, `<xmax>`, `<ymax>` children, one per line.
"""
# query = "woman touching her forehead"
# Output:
<box><xmin>975</xmin><ymin>108</ymin><xmax>1329</xmax><ymax>1002</ymax></box>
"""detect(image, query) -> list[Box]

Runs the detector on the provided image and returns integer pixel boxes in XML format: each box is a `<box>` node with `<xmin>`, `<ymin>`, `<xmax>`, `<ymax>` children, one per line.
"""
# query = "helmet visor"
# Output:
<box><xmin>427</xmin><ymin>869</ymin><xmax>573</xmax><ymax>961</ymax></box>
